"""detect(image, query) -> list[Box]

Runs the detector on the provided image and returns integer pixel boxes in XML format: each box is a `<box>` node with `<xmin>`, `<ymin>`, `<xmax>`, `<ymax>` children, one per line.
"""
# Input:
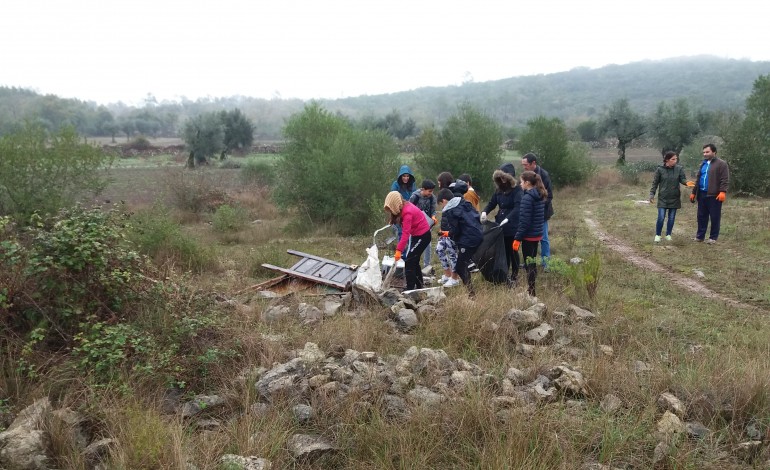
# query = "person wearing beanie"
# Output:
<box><xmin>481</xmin><ymin>163</ymin><xmax>523</xmax><ymax>287</ymax></box>
<box><xmin>383</xmin><ymin>191</ymin><xmax>432</xmax><ymax>290</ymax></box>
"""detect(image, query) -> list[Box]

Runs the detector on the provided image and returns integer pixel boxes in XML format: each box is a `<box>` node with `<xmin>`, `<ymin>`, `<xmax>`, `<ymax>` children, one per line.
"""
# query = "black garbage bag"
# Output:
<box><xmin>472</xmin><ymin>221</ymin><xmax>509</xmax><ymax>284</ymax></box>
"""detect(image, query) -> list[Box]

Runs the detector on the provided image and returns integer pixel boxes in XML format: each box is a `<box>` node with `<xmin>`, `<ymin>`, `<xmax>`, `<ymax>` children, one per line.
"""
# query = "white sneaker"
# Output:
<box><xmin>654</xmin><ymin>235</ymin><xmax>661</xmax><ymax>242</ymax></box>
<box><xmin>443</xmin><ymin>278</ymin><xmax>460</xmax><ymax>288</ymax></box>
<box><xmin>665</xmin><ymin>235</ymin><xmax>672</xmax><ymax>241</ymax></box>
<box><xmin>440</xmin><ymin>275</ymin><xmax>450</xmax><ymax>283</ymax></box>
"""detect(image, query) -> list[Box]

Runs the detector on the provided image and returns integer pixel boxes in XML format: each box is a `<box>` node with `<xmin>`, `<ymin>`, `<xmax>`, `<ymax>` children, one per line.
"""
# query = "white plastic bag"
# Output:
<box><xmin>354</xmin><ymin>244</ymin><xmax>382</xmax><ymax>291</ymax></box>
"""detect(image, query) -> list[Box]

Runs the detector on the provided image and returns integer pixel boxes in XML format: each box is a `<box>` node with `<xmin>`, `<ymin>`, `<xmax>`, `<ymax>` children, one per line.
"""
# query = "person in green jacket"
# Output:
<box><xmin>649</xmin><ymin>151</ymin><xmax>695</xmax><ymax>242</ymax></box>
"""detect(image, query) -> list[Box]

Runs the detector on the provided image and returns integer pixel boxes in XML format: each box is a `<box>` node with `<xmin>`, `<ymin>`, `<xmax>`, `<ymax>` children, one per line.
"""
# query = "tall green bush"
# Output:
<box><xmin>723</xmin><ymin>75</ymin><xmax>770</xmax><ymax>196</ymax></box>
<box><xmin>0</xmin><ymin>123</ymin><xmax>113</xmax><ymax>218</ymax></box>
<box><xmin>517</xmin><ymin>117</ymin><xmax>595</xmax><ymax>186</ymax></box>
<box><xmin>274</xmin><ymin>103</ymin><xmax>399</xmax><ymax>235</ymax></box>
<box><xmin>414</xmin><ymin>104</ymin><xmax>502</xmax><ymax>195</ymax></box>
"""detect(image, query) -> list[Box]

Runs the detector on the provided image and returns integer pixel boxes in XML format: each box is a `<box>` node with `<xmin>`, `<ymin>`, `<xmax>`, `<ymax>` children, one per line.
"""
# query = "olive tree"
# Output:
<box><xmin>601</xmin><ymin>98</ymin><xmax>646</xmax><ymax>165</ymax></box>
<box><xmin>649</xmin><ymin>98</ymin><xmax>700</xmax><ymax>156</ymax></box>
<box><xmin>182</xmin><ymin>112</ymin><xmax>224</xmax><ymax>167</ymax></box>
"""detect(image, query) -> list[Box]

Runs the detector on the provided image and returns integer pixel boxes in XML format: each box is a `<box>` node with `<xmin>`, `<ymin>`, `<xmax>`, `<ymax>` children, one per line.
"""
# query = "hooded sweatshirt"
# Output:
<box><xmin>441</xmin><ymin>196</ymin><xmax>483</xmax><ymax>249</ymax></box>
<box><xmin>390</xmin><ymin>165</ymin><xmax>416</xmax><ymax>200</ymax></box>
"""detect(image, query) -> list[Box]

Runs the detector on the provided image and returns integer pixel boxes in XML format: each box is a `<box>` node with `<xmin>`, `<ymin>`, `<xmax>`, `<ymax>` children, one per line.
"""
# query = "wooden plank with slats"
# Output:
<box><xmin>261</xmin><ymin>250</ymin><xmax>358</xmax><ymax>291</ymax></box>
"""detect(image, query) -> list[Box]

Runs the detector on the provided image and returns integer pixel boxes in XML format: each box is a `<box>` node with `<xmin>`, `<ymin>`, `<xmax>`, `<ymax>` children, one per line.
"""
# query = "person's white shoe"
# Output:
<box><xmin>440</xmin><ymin>275</ymin><xmax>450</xmax><ymax>283</ymax></box>
<box><xmin>665</xmin><ymin>235</ymin><xmax>672</xmax><ymax>241</ymax></box>
<box><xmin>443</xmin><ymin>278</ymin><xmax>460</xmax><ymax>288</ymax></box>
<box><xmin>654</xmin><ymin>235</ymin><xmax>661</xmax><ymax>242</ymax></box>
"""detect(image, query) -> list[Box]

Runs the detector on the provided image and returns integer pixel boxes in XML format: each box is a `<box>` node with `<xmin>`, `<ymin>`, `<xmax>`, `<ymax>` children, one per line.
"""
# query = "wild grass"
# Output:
<box><xmin>4</xmin><ymin>158</ymin><xmax>770</xmax><ymax>469</ymax></box>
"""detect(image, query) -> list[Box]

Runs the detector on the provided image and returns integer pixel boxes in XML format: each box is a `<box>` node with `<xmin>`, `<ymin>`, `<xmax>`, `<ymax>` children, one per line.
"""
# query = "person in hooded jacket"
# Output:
<box><xmin>390</xmin><ymin>165</ymin><xmax>417</xmax><ymax>200</ymax></box>
<box><xmin>649</xmin><ymin>151</ymin><xmax>695</xmax><ymax>242</ymax></box>
<box><xmin>480</xmin><ymin>163</ymin><xmax>522</xmax><ymax>286</ymax></box>
<box><xmin>436</xmin><ymin>181</ymin><xmax>483</xmax><ymax>296</ymax></box>
<box><xmin>384</xmin><ymin>191</ymin><xmax>431</xmax><ymax>291</ymax></box>
<box><xmin>514</xmin><ymin>171</ymin><xmax>546</xmax><ymax>297</ymax></box>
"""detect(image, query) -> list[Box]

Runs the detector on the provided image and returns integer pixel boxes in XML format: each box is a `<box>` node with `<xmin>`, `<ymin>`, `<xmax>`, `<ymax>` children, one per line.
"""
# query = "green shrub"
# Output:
<box><xmin>516</xmin><ymin>117</ymin><xmax>595</xmax><ymax>187</ymax></box>
<box><xmin>128</xmin><ymin>205</ymin><xmax>215</xmax><ymax>273</ymax></box>
<box><xmin>0</xmin><ymin>205</ymin><xmax>154</xmax><ymax>346</ymax></box>
<box><xmin>240</xmin><ymin>158</ymin><xmax>275</xmax><ymax>187</ymax></box>
<box><xmin>0</xmin><ymin>123</ymin><xmax>113</xmax><ymax>218</ymax></box>
<box><xmin>126</xmin><ymin>136</ymin><xmax>153</xmax><ymax>151</ymax></box>
<box><xmin>164</xmin><ymin>169</ymin><xmax>233</xmax><ymax>213</ymax></box>
<box><xmin>618</xmin><ymin>164</ymin><xmax>641</xmax><ymax>184</ymax></box>
<box><xmin>274</xmin><ymin>103</ymin><xmax>400</xmax><ymax>235</ymax></box>
<box><xmin>211</xmin><ymin>204</ymin><xmax>247</xmax><ymax>232</ymax></box>
<box><xmin>547</xmin><ymin>252</ymin><xmax>602</xmax><ymax>303</ymax></box>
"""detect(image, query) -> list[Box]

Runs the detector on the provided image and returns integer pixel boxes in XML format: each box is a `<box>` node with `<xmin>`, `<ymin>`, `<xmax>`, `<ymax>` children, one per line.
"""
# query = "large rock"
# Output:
<box><xmin>501</xmin><ymin>308</ymin><xmax>541</xmax><ymax>329</ymax></box>
<box><xmin>524</xmin><ymin>323</ymin><xmax>554</xmax><ymax>344</ymax></box>
<box><xmin>0</xmin><ymin>398</ymin><xmax>52</xmax><ymax>470</ymax></box>
<box><xmin>286</xmin><ymin>434</ymin><xmax>337</xmax><ymax>460</ymax></box>
<box><xmin>180</xmin><ymin>395</ymin><xmax>226</xmax><ymax>418</ymax></box>
<box><xmin>566</xmin><ymin>304</ymin><xmax>596</xmax><ymax>323</ymax></box>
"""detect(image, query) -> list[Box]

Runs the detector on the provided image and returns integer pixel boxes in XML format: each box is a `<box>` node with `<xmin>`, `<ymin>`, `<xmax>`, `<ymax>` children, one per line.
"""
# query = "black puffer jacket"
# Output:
<box><xmin>515</xmin><ymin>188</ymin><xmax>545</xmax><ymax>240</ymax></box>
<box><xmin>483</xmin><ymin>165</ymin><xmax>522</xmax><ymax>236</ymax></box>
<box><xmin>441</xmin><ymin>196</ymin><xmax>483</xmax><ymax>248</ymax></box>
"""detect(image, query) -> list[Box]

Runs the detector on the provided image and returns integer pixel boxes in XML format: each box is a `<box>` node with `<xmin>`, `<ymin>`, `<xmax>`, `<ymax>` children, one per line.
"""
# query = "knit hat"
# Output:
<box><xmin>450</xmin><ymin>179</ymin><xmax>469</xmax><ymax>195</ymax></box>
<box><xmin>384</xmin><ymin>191</ymin><xmax>404</xmax><ymax>214</ymax></box>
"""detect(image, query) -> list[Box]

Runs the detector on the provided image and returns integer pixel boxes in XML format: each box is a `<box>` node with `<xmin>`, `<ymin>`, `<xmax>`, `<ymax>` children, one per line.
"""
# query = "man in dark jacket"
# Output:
<box><xmin>691</xmin><ymin>144</ymin><xmax>729</xmax><ymax>244</ymax></box>
<box><xmin>521</xmin><ymin>153</ymin><xmax>553</xmax><ymax>268</ymax></box>
<box><xmin>437</xmin><ymin>182</ymin><xmax>483</xmax><ymax>296</ymax></box>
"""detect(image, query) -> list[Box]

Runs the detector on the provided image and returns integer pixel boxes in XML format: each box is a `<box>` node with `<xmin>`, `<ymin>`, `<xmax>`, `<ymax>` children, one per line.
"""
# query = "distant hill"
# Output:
<box><xmin>2</xmin><ymin>56</ymin><xmax>769</xmax><ymax>139</ymax></box>
<box><xmin>322</xmin><ymin>55</ymin><xmax>770</xmax><ymax>128</ymax></box>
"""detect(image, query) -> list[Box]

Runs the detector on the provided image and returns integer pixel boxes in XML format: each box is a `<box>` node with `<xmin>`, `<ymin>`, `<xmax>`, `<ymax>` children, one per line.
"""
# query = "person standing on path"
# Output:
<box><xmin>691</xmin><ymin>144</ymin><xmax>729</xmax><ymax>244</ymax></box>
<box><xmin>649</xmin><ymin>151</ymin><xmax>695</xmax><ymax>242</ymax></box>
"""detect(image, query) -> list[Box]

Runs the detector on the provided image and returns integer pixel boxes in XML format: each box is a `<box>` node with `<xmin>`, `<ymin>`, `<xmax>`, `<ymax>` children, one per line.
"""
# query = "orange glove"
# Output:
<box><xmin>685</xmin><ymin>181</ymin><xmax>695</xmax><ymax>187</ymax></box>
<box><xmin>716</xmin><ymin>192</ymin><xmax>726</xmax><ymax>202</ymax></box>
<box><xmin>512</xmin><ymin>240</ymin><xmax>521</xmax><ymax>251</ymax></box>
<box><xmin>394</xmin><ymin>250</ymin><xmax>401</xmax><ymax>261</ymax></box>
<box><xmin>439</xmin><ymin>231</ymin><xmax>449</xmax><ymax>238</ymax></box>
<box><xmin>689</xmin><ymin>194</ymin><xmax>696</xmax><ymax>203</ymax></box>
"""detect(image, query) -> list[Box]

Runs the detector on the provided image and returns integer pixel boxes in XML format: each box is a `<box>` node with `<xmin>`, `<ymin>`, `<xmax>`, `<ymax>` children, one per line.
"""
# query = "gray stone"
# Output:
<box><xmin>322</xmin><ymin>299</ymin><xmax>344</xmax><ymax>317</ymax></box>
<box><xmin>219</xmin><ymin>454</ymin><xmax>272</xmax><ymax>470</ymax></box>
<box><xmin>406</xmin><ymin>386</ymin><xmax>445</xmax><ymax>407</ymax></box>
<box><xmin>524</xmin><ymin>322</ymin><xmax>554</xmax><ymax>344</ymax></box>
<box><xmin>292</xmin><ymin>404</ymin><xmax>314</xmax><ymax>424</ymax></box>
<box><xmin>395</xmin><ymin>308</ymin><xmax>419</xmax><ymax>331</ymax></box>
<box><xmin>566</xmin><ymin>304</ymin><xmax>596</xmax><ymax>322</ymax></box>
<box><xmin>297</xmin><ymin>303</ymin><xmax>323</xmax><ymax>323</ymax></box>
<box><xmin>261</xmin><ymin>305</ymin><xmax>290</xmax><ymax>322</ymax></box>
<box><xmin>548</xmin><ymin>365</ymin><xmax>588</xmax><ymax>396</ymax></box>
<box><xmin>652</xmin><ymin>441</ymin><xmax>670</xmax><ymax>465</ymax></box>
<box><xmin>600</xmin><ymin>394</ymin><xmax>622</xmax><ymax>413</ymax></box>
<box><xmin>505</xmin><ymin>367</ymin><xmax>526</xmax><ymax>385</ymax></box>
<box><xmin>180</xmin><ymin>395</ymin><xmax>226</xmax><ymax>418</ymax></box>
<box><xmin>598</xmin><ymin>345</ymin><xmax>614</xmax><ymax>356</ymax></box>
<box><xmin>84</xmin><ymin>438</ymin><xmax>116</xmax><ymax>465</ymax></box>
<box><xmin>657</xmin><ymin>392</ymin><xmax>685</xmax><ymax>417</ymax></box>
<box><xmin>685</xmin><ymin>421</ymin><xmax>710</xmax><ymax>439</ymax></box>
<box><xmin>501</xmin><ymin>308</ymin><xmax>541</xmax><ymax>328</ymax></box>
<box><xmin>0</xmin><ymin>398</ymin><xmax>52</xmax><ymax>470</ymax></box>
<box><xmin>656</xmin><ymin>411</ymin><xmax>685</xmax><ymax>438</ymax></box>
<box><xmin>286</xmin><ymin>434</ymin><xmax>337</xmax><ymax>460</ymax></box>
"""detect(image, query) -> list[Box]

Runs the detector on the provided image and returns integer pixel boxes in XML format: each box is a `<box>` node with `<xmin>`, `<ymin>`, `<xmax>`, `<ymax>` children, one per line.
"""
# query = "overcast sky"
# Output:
<box><xmin>2</xmin><ymin>0</ymin><xmax>767</xmax><ymax>105</ymax></box>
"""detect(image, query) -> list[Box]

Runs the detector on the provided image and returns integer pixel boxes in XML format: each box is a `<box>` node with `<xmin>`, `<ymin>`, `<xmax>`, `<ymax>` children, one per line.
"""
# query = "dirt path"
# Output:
<box><xmin>583</xmin><ymin>217</ymin><xmax>762</xmax><ymax>312</ymax></box>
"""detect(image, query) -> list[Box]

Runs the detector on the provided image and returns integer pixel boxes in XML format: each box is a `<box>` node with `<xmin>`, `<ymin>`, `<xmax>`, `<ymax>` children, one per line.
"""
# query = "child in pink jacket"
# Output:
<box><xmin>384</xmin><ymin>191</ymin><xmax>432</xmax><ymax>290</ymax></box>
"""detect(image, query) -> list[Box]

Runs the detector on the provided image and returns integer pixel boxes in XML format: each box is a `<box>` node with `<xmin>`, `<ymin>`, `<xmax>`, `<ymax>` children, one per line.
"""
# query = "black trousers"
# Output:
<box><xmin>696</xmin><ymin>194</ymin><xmax>723</xmax><ymax>240</ymax></box>
<box><xmin>404</xmin><ymin>231</ymin><xmax>432</xmax><ymax>290</ymax></box>
<box><xmin>504</xmin><ymin>235</ymin><xmax>520</xmax><ymax>281</ymax></box>
<box><xmin>521</xmin><ymin>240</ymin><xmax>539</xmax><ymax>296</ymax></box>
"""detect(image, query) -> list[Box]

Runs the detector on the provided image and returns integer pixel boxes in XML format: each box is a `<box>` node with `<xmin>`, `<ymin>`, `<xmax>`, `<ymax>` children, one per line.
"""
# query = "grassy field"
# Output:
<box><xmin>4</xmin><ymin>151</ymin><xmax>770</xmax><ymax>469</ymax></box>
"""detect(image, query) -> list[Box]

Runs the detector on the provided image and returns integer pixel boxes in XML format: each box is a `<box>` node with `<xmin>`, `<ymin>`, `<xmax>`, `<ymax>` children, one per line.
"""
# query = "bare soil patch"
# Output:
<box><xmin>584</xmin><ymin>216</ymin><xmax>763</xmax><ymax>313</ymax></box>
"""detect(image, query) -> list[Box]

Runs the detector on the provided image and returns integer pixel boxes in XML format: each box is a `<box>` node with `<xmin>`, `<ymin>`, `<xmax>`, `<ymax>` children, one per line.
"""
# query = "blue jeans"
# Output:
<box><xmin>655</xmin><ymin>208</ymin><xmax>678</xmax><ymax>236</ymax></box>
<box><xmin>540</xmin><ymin>220</ymin><xmax>550</xmax><ymax>266</ymax></box>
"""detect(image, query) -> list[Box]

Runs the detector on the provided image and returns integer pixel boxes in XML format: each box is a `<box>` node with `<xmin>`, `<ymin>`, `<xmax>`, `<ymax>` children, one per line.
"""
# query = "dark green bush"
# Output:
<box><xmin>0</xmin><ymin>205</ymin><xmax>153</xmax><ymax>345</ymax></box>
